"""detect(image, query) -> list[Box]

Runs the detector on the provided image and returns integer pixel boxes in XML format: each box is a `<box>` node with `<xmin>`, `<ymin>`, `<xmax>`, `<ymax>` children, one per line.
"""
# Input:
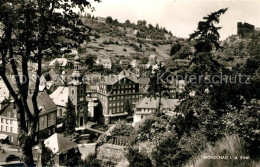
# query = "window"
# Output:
<box><xmin>80</xmin><ymin>88</ymin><xmax>84</xmax><ymax>96</ymax></box>
<box><xmin>141</xmin><ymin>115</ymin><xmax>143</xmax><ymax>119</ymax></box>
<box><xmin>59</xmin><ymin>109</ymin><xmax>62</xmax><ymax>117</ymax></box>
<box><xmin>6</xmin><ymin>126</ymin><xmax>8</xmax><ymax>132</ymax></box>
<box><xmin>6</xmin><ymin>119</ymin><xmax>8</xmax><ymax>124</ymax></box>
<box><xmin>10</xmin><ymin>127</ymin><xmax>13</xmax><ymax>133</ymax></box>
<box><xmin>41</xmin><ymin>117</ymin><xmax>44</xmax><ymax>122</ymax></box>
<box><xmin>0</xmin><ymin>125</ymin><xmax>3</xmax><ymax>131</ymax></box>
<box><xmin>53</xmin><ymin>114</ymin><xmax>56</xmax><ymax>122</ymax></box>
<box><xmin>1</xmin><ymin>118</ymin><xmax>3</xmax><ymax>123</ymax></box>
<box><xmin>71</xmin><ymin>89</ymin><xmax>75</xmax><ymax>95</ymax></box>
<box><xmin>10</xmin><ymin>120</ymin><xmax>13</xmax><ymax>125</ymax></box>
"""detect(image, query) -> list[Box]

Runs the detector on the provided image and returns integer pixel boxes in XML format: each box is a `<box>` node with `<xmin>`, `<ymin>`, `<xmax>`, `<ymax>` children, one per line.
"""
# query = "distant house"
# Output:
<box><xmin>176</xmin><ymin>80</ymin><xmax>186</xmax><ymax>94</ymax></box>
<box><xmin>146</xmin><ymin>55</ymin><xmax>157</xmax><ymax>69</ymax></box>
<box><xmin>0</xmin><ymin>92</ymin><xmax>57</xmax><ymax>144</ymax></box>
<box><xmin>130</xmin><ymin>59</ymin><xmax>139</xmax><ymax>68</ymax></box>
<box><xmin>149</xmin><ymin>54</ymin><xmax>156</xmax><ymax>64</ymax></box>
<box><xmin>119</xmin><ymin>59</ymin><xmax>129</xmax><ymax>69</ymax></box>
<box><xmin>95</xmin><ymin>56</ymin><xmax>112</xmax><ymax>69</ymax></box>
<box><xmin>138</xmin><ymin>77</ymin><xmax>150</xmax><ymax>92</ymax></box>
<box><xmin>133</xmin><ymin>97</ymin><xmax>180</xmax><ymax>125</ymax></box>
<box><xmin>156</xmin><ymin>57</ymin><xmax>165</xmax><ymax>66</ymax></box>
<box><xmin>49</xmin><ymin>58</ymin><xmax>73</xmax><ymax>70</ymax></box>
<box><xmin>164</xmin><ymin>33</ymin><xmax>171</xmax><ymax>40</ymax></box>
<box><xmin>133</xmin><ymin>30</ymin><xmax>140</xmax><ymax>37</ymax></box>
<box><xmin>126</xmin><ymin>28</ymin><xmax>134</xmax><ymax>34</ymax></box>
<box><xmin>44</xmin><ymin>133</ymin><xmax>80</xmax><ymax>167</ymax></box>
<box><xmin>97</xmin><ymin>16</ymin><xmax>106</xmax><ymax>24</ymax></box>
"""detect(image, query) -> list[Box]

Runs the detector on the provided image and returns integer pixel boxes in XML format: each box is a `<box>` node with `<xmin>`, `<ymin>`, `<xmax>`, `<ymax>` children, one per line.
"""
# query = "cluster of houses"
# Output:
<box><xmin>0</xmin><ymin>52</ymin><xmax>185</xmax><ymax>166</ymax></box>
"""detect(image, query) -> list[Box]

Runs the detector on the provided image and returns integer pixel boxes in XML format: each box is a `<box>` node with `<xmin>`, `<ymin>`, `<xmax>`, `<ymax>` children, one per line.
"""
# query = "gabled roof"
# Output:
<box><xmin>0</xmin><ymin>103</ymin><xmax>16</xmax><ymax>118</ymax></box>
<box><xmin>27</xmin><ymin>92</ymin><xmax>57</xmax><ymax>115</ymax></box>
<box><xmin>102</xmin><ymin>74</ymin><xmax>138</xmax><ymax>85</ymax></box>
<box><xmin>0</xmin><ymin>97</ymin><xmax>7</xmax><ymax>103</ymax></box>
<box><xmin>136</xmin><ymin>97</ymin><xmax>158</xmax><ymax>109</ymax></box>
<box><xmin>50</xmin><ymin>86</ymin><xmax>69</xmax><ymax>107</ymax></box>
<box><xmin>139</xmin><ymin>78</ymin><xmax>150</xmax><ymax>85</ymax></box>
<box><xmin>118</xmin><ymin>70</ymin><xmax>139</xmax><ymax>83</ymax></box>
<box><xmin>136</xmin><ymin>97</ymin><xmax>179</xmax><ymax>110</ymax></box>
<box><xmin>49</xmin><ymin>58</ymin><xmax>69</xmax><ymax>67</ymax></box>
<box><xmin>1</xmin><ymin>92</ymin><xmax>56</xmax><ymax>118</ymax></box>
<box><xmin>44</xmin><ymin>133</ymin><xmax>78</xmax><ymax>155</ymax></box>
<box><xmin>100</xmin><ymin>58</ymin><xmax>111</xmax><ymax>64</ymax></box>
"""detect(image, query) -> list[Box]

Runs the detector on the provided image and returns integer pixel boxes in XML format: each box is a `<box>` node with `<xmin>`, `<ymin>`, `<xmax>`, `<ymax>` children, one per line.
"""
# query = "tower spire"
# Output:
<box><xmin>71</xmin><ymin>54</ymin><xmax>83</xmax><ymax>85</ymax></box>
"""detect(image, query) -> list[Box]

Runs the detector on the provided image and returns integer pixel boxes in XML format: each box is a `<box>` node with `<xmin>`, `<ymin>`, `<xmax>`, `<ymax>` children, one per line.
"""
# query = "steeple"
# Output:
<box><xmin>71</xmin><ymin>54</ymin><xmax>83</xmax><ymax>85</ymax></box>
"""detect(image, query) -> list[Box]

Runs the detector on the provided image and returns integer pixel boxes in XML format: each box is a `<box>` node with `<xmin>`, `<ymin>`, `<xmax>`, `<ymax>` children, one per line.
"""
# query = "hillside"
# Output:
<box><xmin>78</xmin><ymin>15</ymin><xmax>178</xmax><ymax>65</ymax></box>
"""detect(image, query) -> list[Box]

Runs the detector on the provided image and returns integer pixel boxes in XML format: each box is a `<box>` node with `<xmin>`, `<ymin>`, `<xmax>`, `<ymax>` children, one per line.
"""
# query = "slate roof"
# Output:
<box><xmin>0</xmin><ymin>103</ymin><xmax>17</xmax><ymax>118</ymax></box>
<box><xmin>44</xmin><ymin>133</ymin><xmax>78</xmax><ymax>155</ymax></box>
<box><xmin>27</xmin><ymin>92</ymin><xmax>57</xmax><ymax>115</ymax></box>
<box><xmin>50</xmin><ymin>86</ymin><xmax>69</xmax><ymax>107</ymax></box>
<box><xmin>0</xmin><ymin>92</ymin><xmax>56</xmax><ymax>118</ymax></box>
<box><xmin>139</xmin><ymin>78</ymin><xmax>150</xmax><ymax>85</ymax></box>
<box><xmin>102</xmin><ymin>74</ymin><xmax>138</xmax><ymax>85</ymax></box>
<box><xmin>49</xmin><ymin>58</ymin><xmax>69</xmax><ymax>67</ymax></box>
<box><xmin>136</xmin><ymin>97</ymin><xmax>179</xmax><ymax>110</ymax></box>
<box><xmin>118</xmin><ymin>70</ymin><xmax>139</xmax><ymax>83</ymax></box>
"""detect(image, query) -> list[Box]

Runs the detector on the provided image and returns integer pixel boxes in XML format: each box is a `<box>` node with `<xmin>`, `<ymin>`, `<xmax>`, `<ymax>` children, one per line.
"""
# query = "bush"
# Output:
<box><xmin>186</xmin><ymin>135</ymin><xmax>254</xmax><ymax>167</ymax></box>
<box><xmin>126</xmin><ymin>147</ymin><xmax>152</xmax><ymax>167</ymax></box>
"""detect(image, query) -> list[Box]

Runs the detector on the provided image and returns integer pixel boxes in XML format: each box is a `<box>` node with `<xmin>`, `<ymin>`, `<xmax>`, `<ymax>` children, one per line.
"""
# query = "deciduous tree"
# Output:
<box><xmin>0</xmin><ymin>0</ymin><xmax>99</xmax><ymax>164</ymax></box>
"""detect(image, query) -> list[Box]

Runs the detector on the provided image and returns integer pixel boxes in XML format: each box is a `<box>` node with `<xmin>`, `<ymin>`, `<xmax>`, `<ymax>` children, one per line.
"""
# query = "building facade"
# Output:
<box><xmin>50</xmin><ymin>55</ymin><xmax>88</xmax><ymax>127</ymax></box>
<box><xmin>44</xmin><ymin>133</ymin><xmax>80</xmax><ymax>167</ymax></box>
<box><xmin>133</xmin><ymin>97</ymin><xmax>179</xmax><ymax>126</ymax></box>
<box><xmin>97</xmin><ymin>73</ymin><xmax>143</xmax><ymax>124</ymax></box>
<box><xmin>0</xmin><ymin>92</ymin><xmax>57</xmax><ymax>145</ymax></box>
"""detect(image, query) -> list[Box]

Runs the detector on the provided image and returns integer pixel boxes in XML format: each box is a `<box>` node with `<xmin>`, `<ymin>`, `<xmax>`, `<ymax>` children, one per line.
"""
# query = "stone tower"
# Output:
<box><xmin>69</xmin><ymin>55</ymin><xmax>87</xmax><ymax>127</ymax></box>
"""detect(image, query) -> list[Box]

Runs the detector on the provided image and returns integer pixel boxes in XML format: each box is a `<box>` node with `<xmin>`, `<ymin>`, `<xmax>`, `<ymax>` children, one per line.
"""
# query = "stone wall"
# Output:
<box><xmin>96</xmin><ymin>143</ymin><xmax>127</xmax><ymax>164</ymax></box>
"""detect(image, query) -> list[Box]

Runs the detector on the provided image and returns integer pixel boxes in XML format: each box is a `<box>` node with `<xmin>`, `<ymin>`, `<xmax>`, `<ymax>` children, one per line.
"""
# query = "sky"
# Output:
<box><xmin>85</xmin><ymin>0</ymin><xmax>260</xmax><ymax>40</ymax></box>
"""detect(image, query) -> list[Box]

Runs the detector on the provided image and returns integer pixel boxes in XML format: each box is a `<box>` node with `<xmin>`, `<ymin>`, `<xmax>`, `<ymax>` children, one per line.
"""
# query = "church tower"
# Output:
<box><xmin>69</xmin><ymin>55</ymin><xmax>87</xmax><ymax>127</ymax></box>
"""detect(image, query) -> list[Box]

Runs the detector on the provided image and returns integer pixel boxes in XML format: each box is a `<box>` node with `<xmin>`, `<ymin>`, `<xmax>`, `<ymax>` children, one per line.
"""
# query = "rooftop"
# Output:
<box><xmin>44</xmin><ymin>133</ymin><xmax>78</xmax><ymax>155</ymax></box>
